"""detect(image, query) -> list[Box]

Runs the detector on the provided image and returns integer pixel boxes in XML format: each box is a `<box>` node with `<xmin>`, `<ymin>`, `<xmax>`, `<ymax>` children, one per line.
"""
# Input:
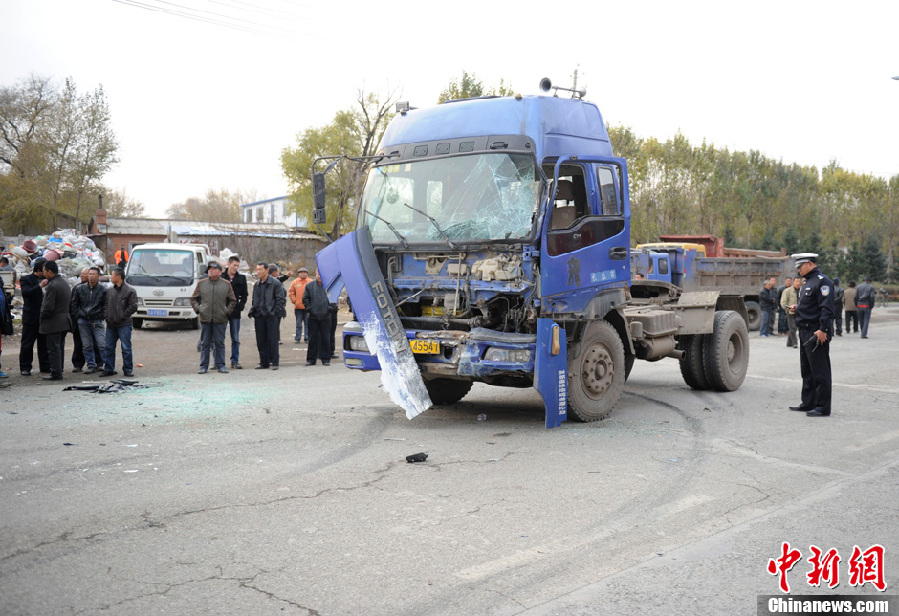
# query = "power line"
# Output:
<box><xmin>111</xmin><ymin>0</ymin><xmax>310</xmax><ymax>40</ymax></box>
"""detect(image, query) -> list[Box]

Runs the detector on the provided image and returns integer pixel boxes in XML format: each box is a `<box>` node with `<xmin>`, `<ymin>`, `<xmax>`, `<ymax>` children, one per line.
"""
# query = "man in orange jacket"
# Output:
<box><xmin>288</xmin><ymin>267</ymin><xmax>311</xmax><ymax>343</ymax></box>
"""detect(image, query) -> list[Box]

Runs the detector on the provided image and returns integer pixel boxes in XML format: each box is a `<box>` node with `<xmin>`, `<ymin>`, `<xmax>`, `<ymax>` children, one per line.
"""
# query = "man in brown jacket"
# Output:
<box><xmin>842</xmin><ymin>282</ymin><xmax>858</xmax><ymax>334</ymax></box>
<box><xmin>191</xmin><ymin>261</ymin><xmax>236</xmax><ymax>374</ymax></box>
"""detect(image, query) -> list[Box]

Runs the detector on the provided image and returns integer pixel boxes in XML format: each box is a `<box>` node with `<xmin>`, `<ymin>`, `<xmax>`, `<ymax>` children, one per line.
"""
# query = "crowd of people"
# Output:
<box><xmin>0</xmin><ymin>257</ymin><xmax>342</xmax><ymax>381</ymax></box>
<box><xmin>758</xmin><ymin>272</ymin><xmax>879</xmax><ymax>343</ymax></box>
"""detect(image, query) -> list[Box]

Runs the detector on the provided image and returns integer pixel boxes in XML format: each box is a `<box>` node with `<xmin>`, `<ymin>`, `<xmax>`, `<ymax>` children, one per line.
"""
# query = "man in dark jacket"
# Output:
<box><xmin>221</xmin><ymin>256</ymin><xmax>248</xmax><ymax>369</ymax></box>
<box><xmin>101</xmin><ymin>267</ymin><xmax>138</xmax><ymax>377</ymax></box>
<box><xmin>855</xmin><ymin>276</ymin><xmax>876</xmax><ymax>339</ymax></box>
<box><xmin>249</xmin><ymin>262</ymin><xmax>286</xmax><ymax>370</ymax></box>
<box><xmin>759</xmin><ymin>277</ymin><xmax>778</xmax><ymax>337</ymax></box>
<box><xmin>831</xmin><ymin>278</ymin><xmax>844</xmax><ymax>336</ymax></box>
<box><xmin>19</xmin><ymin>258</ymin><xmax>50</xmax><ymax>376</ymax></box>
<box><xmin>39</xmin><ymin>260</ymin><xmax>72</xmax><ymax>381</ymax></box>
<box><xmin>191</xmin><ymin>261</ymin><xmax>237</xmax><ymax>374</ymax></box>
<box><xmin>72</xmin><ymin>266</ymin><xmax>108</xmax><ymax>375</ymax></box>
<box><xmin>68</xmin><ymin>268</ymin><xmax>88</xmax><ymax>373</ymax></box>
<box><xmin>302</xmin><ymin>271</ymin><xmax>333</xmax><ymax>366</ymax></box>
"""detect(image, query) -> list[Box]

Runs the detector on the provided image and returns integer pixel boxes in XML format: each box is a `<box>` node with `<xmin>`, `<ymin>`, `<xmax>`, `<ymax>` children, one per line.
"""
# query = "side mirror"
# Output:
<box><xmin>312</xmin><ymin>172</ymin><xmax>326</xmax><ymax>224</ymax></box>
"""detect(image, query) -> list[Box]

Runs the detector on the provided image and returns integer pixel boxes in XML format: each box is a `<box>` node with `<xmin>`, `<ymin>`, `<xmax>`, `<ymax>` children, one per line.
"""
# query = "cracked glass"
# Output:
<box><xmin>360</xmin><ymin>153</ymin><xmax>540</xmax><ymax>243</ymax></box>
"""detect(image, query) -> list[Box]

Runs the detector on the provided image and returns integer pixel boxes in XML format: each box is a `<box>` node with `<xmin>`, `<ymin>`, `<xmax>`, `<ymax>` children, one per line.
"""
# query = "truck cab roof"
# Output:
<box><xmin>379</xmin><ymin>95</ymin><xmax>614</xmax><ymax>163</ymax></box>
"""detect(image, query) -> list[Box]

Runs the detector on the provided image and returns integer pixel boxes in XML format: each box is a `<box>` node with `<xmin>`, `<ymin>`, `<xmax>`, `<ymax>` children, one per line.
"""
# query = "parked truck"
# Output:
<box><xmin>656</xmin><ymin>234</ymin><xmax>786</xmax><ymax>259</ymax></box>
<box><xmin>313</xmin><ymin>81</ymin><xmax>751</xmax><ymax>428</ymax></box>
<box><xmin>124</xmin><ymin>242</ymin><xmax>212</xmax><ymax>329</ymax></box>
<box><xmin>632</xmin><ymin>242</ymin><xmax>793</xmax><ymax>331</ymax></box>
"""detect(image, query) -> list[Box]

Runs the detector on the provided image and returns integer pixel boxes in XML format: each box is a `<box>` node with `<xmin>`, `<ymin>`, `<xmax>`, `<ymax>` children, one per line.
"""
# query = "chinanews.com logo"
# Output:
<box><xmin>758</xmin><ymin>543</ymin><xmax>896</xmax><ymax>616</ymax></box>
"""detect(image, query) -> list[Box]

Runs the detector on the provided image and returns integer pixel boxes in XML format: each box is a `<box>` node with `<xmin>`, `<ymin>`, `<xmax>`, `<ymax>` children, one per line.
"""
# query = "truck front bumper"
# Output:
<box><xmin>342</xmin><ymin>321</ymin><xmax>537</xmax><ymax>382</ymax></box>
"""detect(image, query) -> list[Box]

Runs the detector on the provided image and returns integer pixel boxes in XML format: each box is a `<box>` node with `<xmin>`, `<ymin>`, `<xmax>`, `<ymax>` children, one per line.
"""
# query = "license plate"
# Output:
<box><xmin>409</xmin><ymin>340</ymin><xmax>440</xmax><ymax>354</ymax></box>
<box><xmin>148</xmin><ymin>309</ymin><xmax>168</xmax><ymax>317</ymax></box>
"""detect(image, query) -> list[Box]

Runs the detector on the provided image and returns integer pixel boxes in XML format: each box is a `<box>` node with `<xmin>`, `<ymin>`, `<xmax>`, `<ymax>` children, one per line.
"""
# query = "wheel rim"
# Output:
<box><xmin>581</xmin><ymin>343</ymin><xmax>614</xmax><ymax>399</ymax></box>
<box><xmin>727</xmin><ymin>332</ymin><xmax>743</xmax><ymax>371</ymax></box>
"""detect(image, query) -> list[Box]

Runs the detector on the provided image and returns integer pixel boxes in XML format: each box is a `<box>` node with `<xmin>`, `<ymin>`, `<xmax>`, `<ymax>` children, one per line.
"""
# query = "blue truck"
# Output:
<box><xmin>631</xmin><ymin>244</ymin><xmax>792</xmax><ymax>332</ymax></box>
<box><xmin>314</xmin><ymin>80</ymin><xmax>750</xmax><ymax>428</ymax></box>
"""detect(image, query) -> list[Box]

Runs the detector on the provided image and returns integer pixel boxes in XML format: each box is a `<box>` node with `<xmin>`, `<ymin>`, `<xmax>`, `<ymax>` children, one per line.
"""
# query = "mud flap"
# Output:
<box><xmin>316</xmin><ymin>228</ymin><xmax>433</xmax><ymax>419</ymax></box>
<box><xmin>534</xmin><ymin>318</ymin><xmax>567</xmax><ymax>429</ymax></box>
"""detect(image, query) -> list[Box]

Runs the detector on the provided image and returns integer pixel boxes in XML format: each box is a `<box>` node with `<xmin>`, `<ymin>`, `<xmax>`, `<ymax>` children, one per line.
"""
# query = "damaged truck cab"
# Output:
<box><xmin>315</xmin><ymin>90</ymin><xmax>749</xmax><ymax>427</ymax></box>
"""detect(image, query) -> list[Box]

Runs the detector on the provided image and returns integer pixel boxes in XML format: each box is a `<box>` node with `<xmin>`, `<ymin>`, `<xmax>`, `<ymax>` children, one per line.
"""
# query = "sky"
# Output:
<box><xmin>2</xmin><ymin>0</ymin><xmax>898</xmax><ymax>218</ymax></box>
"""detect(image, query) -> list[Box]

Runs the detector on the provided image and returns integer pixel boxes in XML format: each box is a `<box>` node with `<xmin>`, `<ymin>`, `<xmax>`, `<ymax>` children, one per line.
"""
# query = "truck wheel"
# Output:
<box><xmin>744</xmin><ymin>301</ymin><xmax>761</xmax><ymax>331</ymax></box>
<box><xmin>703</xmin><ymin>310</ymin><xmax>749</xmax><ymax>392</ymax></box>
<box><xmin>567</xmin><ymin>321</ymin><xmax>625</xmax><ymax>422</ymax></box>
<box><xmin>424</xmin><ymin>378</ymin><xmax>472</xmax><ymax>405</ymax></box>
<box><xmin>678</xmin><ymin>335</ymin><xmax>710</xmax><ymax>390</ymax></box>
<box><xmin>190</xmin><ymin>317</ymin><xmax>200</xmax><ymax>330</ymax></box>
<box><xmin>132</xmin><ymin>318</ymin><xmax>143</xmax><ymax>330</ymax></box>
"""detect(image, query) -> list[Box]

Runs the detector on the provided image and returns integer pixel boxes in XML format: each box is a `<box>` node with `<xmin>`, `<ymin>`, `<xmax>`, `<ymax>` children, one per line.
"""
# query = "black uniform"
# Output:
<box><xmin>795</xmin><ymin>266</ymin><xmax>834</xmax><ymax>415</ymax></box>
<box><xmin>19</xmin><ymin>272</ymin><xmax>50</xmax><ymax>374</ymax></box>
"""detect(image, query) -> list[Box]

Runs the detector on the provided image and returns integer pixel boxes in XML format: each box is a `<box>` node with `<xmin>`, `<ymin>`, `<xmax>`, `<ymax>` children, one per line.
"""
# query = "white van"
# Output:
<box><xmin>124</xmin><ymin>243</ymin><xmax>211</xmax><ymax>329</ymax></box>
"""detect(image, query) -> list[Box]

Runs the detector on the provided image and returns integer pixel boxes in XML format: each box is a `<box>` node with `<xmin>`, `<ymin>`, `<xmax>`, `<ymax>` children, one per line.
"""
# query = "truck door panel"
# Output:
<box><xmin>540</xmin><ymin>157</ymin><xmax>631</xmax><ymax>300</ymax></box>
<box><xmin>546</xmin><ymin>217</ymin><xmax>626</xmax><ymax>256</ymax></box>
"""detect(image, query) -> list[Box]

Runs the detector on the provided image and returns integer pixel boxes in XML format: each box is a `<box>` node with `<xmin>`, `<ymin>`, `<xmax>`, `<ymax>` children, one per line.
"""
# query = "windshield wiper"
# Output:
<box><xmin>402</xmin><ymin>202</ymin><xmax>456</xmax><ymax>249</ymax></box>
<box><xmin>364</xmin><ymin>209</ymin><xmax>409</xmax><ymax>248</ymax></box>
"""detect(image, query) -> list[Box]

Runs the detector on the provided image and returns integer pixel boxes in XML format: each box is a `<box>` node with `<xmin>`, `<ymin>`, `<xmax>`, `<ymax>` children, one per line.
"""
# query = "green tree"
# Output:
<box><xmin>437</xmin><ymin>71</ymin><xmax>513</xmax><ymax>103</ymax></box>
<box><xmin>858</xmin><ymin>235</ymin><xmax>887</xmax><ymax>282</ymax></box>
<box><xmin>0</xmin><ymin>74</ymin><xmax>118</xmax><ymax>233</ymax></box>
<box><xmin>281</xmin><ymin>88</ymin><xmax>398</xmax><ymax>238</ymax></box>
<box><xmin>782</xmin><ymin>227</ymin><xmax>800</xmax><ymax>256</ymax></box>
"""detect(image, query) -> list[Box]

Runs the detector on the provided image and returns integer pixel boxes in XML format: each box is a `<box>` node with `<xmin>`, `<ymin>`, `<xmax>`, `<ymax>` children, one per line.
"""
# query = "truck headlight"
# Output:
<box><xmin>173</xmin><ymin>297</ymin><xmax>192</xmax><ymax>306</ymax></box>
<box><xmin>137</xmin><ymin>297</ymin><xmax>144</xmax><ymax>306</ymax></box>
<box><xmin>348</xmin><ymin>336</ymin><xmax>370</xmax><ymax>353</ymax></box>
<box><xmin>484</xmin><ymin>347</ymin><xmax>531</xmax><ymax>363</ymax></box>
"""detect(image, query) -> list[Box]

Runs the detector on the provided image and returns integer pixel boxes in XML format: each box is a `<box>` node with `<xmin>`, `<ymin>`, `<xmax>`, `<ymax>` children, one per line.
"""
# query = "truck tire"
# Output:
<box><xmin>678</xmin><ymin>334</ymin><xmax>710</xmax><ymax>390</ymax></box>
<box><xmin>744</xmin><ymin>301</ymin><xmax>761</xmax><ymax>331</ymax></box>
<box><xmin>567</xmin><ymin>321</ymin><xmax>625</xmax><ymax>422</ymax></box>
<box><xmin>424</xmin><ymin>378</ymin><xmax>472</xmax><ymax>405</ymax></box>
<box><xmin>702</xmin><ymin>310</ymin><xmax>749</xmax><ymax>392</ymax></box>
<box><xmin>190</xmin><ymin>316</ymin><xmax>200</xmax><ymax>330</ymax></box>
<box><xmin>132</xmin><ymin>318</ymin><xmax>143</xmax><ymax>330</ymax></box>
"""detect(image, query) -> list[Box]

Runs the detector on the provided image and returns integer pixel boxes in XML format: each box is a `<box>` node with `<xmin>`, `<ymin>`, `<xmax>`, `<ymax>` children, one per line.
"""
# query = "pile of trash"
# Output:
<box><xmin>2</xmin><ymin>229</ymin><xmax>107</xmax><ymax>285</ymax></box>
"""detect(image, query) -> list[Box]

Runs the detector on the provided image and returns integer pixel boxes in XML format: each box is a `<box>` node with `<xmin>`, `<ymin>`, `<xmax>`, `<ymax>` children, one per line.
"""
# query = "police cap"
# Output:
<box><xmin>791</xmin><ymin>253</ymin><xmax>818</xmax><ymax>266</ymax></box>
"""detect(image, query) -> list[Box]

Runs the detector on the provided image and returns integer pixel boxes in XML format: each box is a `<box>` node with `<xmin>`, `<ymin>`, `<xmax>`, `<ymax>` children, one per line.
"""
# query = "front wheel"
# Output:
<box><xmin>567</xmin><ymin>321</ymin><xmax>625</xmax><ymax>422</ymax></box>
<box><xmin>132</xmin><ymin>318</ymin><xmax>143</xmax><ymax>329</ymax></box>
<box><xmin>424</xmin><ymin>378</ymin><xmax>472</xmax><ymax>405</ymax></box>
<box><xmin>189</xmin><ymin>316</ymin><xmax>200</xmax><ymax>330</ymax></box>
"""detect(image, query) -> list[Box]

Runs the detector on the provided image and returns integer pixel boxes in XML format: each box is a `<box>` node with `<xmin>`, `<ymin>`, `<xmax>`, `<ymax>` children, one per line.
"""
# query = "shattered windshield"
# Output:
<box><xmin>360</xmin><ymin>153</ymin><xmax>541</xmax><ymax>243</ymax></box>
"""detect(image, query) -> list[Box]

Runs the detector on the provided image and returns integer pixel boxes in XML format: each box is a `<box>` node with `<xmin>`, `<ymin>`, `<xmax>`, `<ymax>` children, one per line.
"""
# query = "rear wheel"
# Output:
<box><xmin>678</xmin><ymin>334</ymin><xmax>710</xmax><ymax>390</ymax></box>
<box><xmin>744</xmin><ymin>301</ymin><xmax>761</xmax><ymax>332</ymax></box>
<box><xmin>703</xmin><ymin>310</ymin><xmax>749</xmax><ymax>391</ymax></box>
<box><xmin>132</xmin><ymin>318</ymin><xmax>143</xmax><ymax>329</ymax></box>
<box><xmin>567</xmin><ymin>321</ymin><xmax>625</xmax><ymax>422</ymax></box>
<box><xmin>424</xmin><ymin>378</ymin><xmax>472</xmax><ymax>405</ymax></box>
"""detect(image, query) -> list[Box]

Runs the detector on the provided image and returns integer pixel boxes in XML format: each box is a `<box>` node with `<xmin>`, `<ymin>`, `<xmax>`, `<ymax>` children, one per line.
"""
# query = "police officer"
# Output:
<box><xmin>787</xmin><ymin>253</ymin><xmax>834</xmax><ymax>417</ymax></box>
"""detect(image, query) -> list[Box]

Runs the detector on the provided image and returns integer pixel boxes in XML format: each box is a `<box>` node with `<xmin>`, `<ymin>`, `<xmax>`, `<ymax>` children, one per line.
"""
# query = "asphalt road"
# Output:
<box><xmin>1</xmin><ymin>309</ymin><xmax>898</xmax><ymax>615</ymax></box>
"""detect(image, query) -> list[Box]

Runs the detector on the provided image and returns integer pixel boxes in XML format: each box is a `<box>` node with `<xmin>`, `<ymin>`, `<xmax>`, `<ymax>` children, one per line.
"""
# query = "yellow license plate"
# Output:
<box><xmin>409</xmin><ymin>340</ymin><xmax>440</xmax><ymax>354</ymax></box>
